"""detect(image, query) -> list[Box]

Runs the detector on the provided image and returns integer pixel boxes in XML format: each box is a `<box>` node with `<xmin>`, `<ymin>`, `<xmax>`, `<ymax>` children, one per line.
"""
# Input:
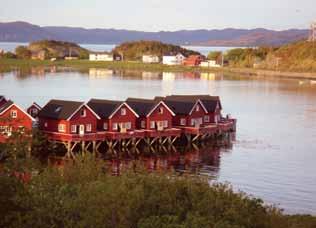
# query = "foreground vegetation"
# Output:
<box><xmin>0</xmin><ymin>132</ymin><xmax>316</xmax><ymax>227</ymax></box>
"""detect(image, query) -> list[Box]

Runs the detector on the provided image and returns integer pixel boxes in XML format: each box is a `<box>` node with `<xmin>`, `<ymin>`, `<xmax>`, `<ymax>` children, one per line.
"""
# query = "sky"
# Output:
<box><xmin>0</xmin><ymin>0</ymin><xmax>316</xmax><ymax>31</ymax></box>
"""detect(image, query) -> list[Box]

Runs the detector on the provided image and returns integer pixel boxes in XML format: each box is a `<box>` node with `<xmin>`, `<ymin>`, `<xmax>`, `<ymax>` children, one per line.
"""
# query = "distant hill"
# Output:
<box><xmin>112</xmin><ymin>41</ymin><xmax>200</xmax><ymax>61</ymax></box>
<box><xmin>0</xmin><ymin>21</ymin><xmax>309</xmax><ymax>47</ymax></box>
<box><xmin>20</xmin><ymin>40</ymin><xmax>89</xmax><ymax>59</ymax></box>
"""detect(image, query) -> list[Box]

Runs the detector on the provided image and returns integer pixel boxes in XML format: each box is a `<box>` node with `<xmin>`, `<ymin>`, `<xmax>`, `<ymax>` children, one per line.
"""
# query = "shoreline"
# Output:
<box><xmin>1</xmin><ymin>59</ymin><xmax>316</xmax><ymax>79</ymax></box>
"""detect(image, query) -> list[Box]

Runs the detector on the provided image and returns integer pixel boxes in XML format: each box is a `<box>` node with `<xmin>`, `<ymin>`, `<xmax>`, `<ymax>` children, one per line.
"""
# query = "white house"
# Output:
<box><xmin>142</xmin><ymin>55</ymin><xmax>160</xmax><ymax>63</ymax></box>
<box><xmin>89</xmin><ymin>52</ymin><xmax>114</xmax><ymax>61</ymax></box>
<box><xmin>162</xmin><ymin>53</ymin><xmax>186</xmax><ymax>65</ymax></box>
<box><xmin>200</xmin><ymin>60</ymin><xmax>221</xmax><ymax>68</ymax></box>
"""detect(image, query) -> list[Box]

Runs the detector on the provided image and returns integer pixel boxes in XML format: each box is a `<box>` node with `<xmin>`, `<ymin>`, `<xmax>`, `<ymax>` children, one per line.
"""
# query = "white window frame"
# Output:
<box><xmin>180</xmin><ymin>118</ymin><xmax>186</xmax><ymax>126</ymax></box>
<box><xmin>32</xmin><ymin>108</ymin><xmax>38</xmax><ymax>115</ymax></box>
<box><xmin>204</xmin><ymin>115</ymin><xmax>210</xmax><ymax>123</ymax></box>
<box><xmin>81</xmin><ymin>109</ymin><xmax>86</xmax><ymax>117</ymax></box>
<box><xmin>86</xmin><ymin>124</ymin><xmax>92</xmax><ymax>132</ymax></box>
<box><xmin>121</xmin><ymin>108</ymin><xmax>126</xmax><ymax>116</ymax></box>
<box><xmin>191</xmin><ymin>119</ymin><xmax>195</xmax><ymax>126</ymax></box>
<box><xmin>125</xmin><ymin>122</ymin><xmax>131</xmax><ymax>130</ymax></box>
<box><xmin>112</xmin><ymin>123</ymin><xmax>118</xmax><ymax>130</ymax></box>
<box><xmin>44</xmin><ymin>122</ymin><xmax>48</xmax><ymax>128</ymax></box>
<box><xmin>163</xmin><ymin>120</ymin><xmax>168</xmax><ymax>128</ymax></box>
<box><xmin>150</xmin><ymin>121</ymin><xmax>155</xmax><ymax>129</ymax></box>
<box><xmin>103</xmin><ymin>122</ymin><xmax>108</xmax><ymax>130</ymax></box>
<box><xmin>159</xmin><ymin>107</ymin><xmax>164</xmax><ymax>114</ymax></box>
<box><xmin>71</xmin><ymin>125</ymin><xmax>77</xmax><ymax>133</ymax></box>
<box><xmin>196</xmin><ymin>105</ymin><xmax>200</xmax><ymax>112</ymax></box>
<box><xmin>58</xmin><ymin>124</ymin><xmax>66</xmax><ymax>133</ymax></box>
<box><xmin>141</xmin><ymin>120</ymin><xmax>146</xmax><ymax>129</ymax></box>
<box><xmin>11</xmin><ymin>110</ymin><xmax>17</xmax><ymax>118</ymax></box>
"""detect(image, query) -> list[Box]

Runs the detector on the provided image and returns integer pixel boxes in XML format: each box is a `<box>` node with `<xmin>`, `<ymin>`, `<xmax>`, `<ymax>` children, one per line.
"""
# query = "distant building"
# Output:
<box><xmin>200</xmin><ymin>60</ymin><xmax>221</xmax><ymax>68</ymax></box>
<box><xmin>89</xmin><ymin>52</ymin><xmax>114</xmax><ymax>61</ymax></box>
<box><xmin>162</xmin><ymin>53</ymin><xmax>186</xmax><ymax>65</ymax></box>
<box><xmin>142</xmin><ymin>55</ymin><xmax>160</xmax><ymax>63</ymax></box>
<box><xmin>183</xmin><ymin>55</ymin><xmax>205</xmax><ymax>66</ymax></box>
<box><xmin>0</xmin><ymin>49</ymin><xmax>4</xmax><ymax>54</ymax></box>
<box><xmin>64</xmin><ymin>56</ymin><xmax>79</xmax><ymax>60</ymax></box>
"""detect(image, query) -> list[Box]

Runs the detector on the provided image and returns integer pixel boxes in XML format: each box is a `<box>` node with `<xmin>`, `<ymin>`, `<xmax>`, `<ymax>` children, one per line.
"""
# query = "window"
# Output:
<box><xmin>11</xmin><ymin>110</ymin><xmax>17</xmax><ymax>118</ymax></box>
<box><xmin>141</xmin><ymin>120</ymin><xmax>146</xmax><ymax>129</ymax></box>
<box><xmin>32</xmin><ymin>108</ymin><xmax>38</xmax><ymax>115</ymax></box>
<box><xmin>204</xmin><ymin>115</ymin><xmax>210</xmax><ymax>123</ymax></box>
<box><xmin>196</xmin><ymin>105</ymin><xmax>200</xmax><ymax>112</ymax></box>
<box><xmin>44</xmin><ymin>122</ymin><xmax>48</xmax><ymax>128</ymax></box>
<box><xmin>112</xmin><ymin>123</ymin><xmax>118</xmax><ymax>130</ymax></box>
<box><xmin>191</xmin><ymin>119</ymin><xmax>195</xmax><ymax>126</ymax></box>
<box><xmin>125</xmin><ymin>122</ymin><xmax>131</xmax><ymax>130</ymax></box>
<box><xmin>86</xmin><ymin>124</ymin><xmax>92</xmax><ymax>132</ymax></box>
<box><xmin>103</xmin><ymin>122</ymin><xmax>108</xmax><ymax>130</ymax></box>
<box><xmin>81</xmin><ymin>109</ymin><xmax>86</xmax><ymax>117</ymax></box>
<box><xmin>58</xmin><ymin>124</ymin><xmax>66</xmax><ymax>133</ymax></box>
<box><xmin>158</xmin><ymin>107</ymin><xmax>164</xmax><ymax>114</ymax></box>
<box><xmin>150</xmin><ymin>121</ymin><xmax>155</xmax><ymax>129</ymax></box>
<box><xmin>0</xmin><ymin>126</ymin><xmax>12</xmax><ymax>136</ymax></box>
<box><xmin>180</xmin><ymin>118</ymin><xmax>186</xmax><ymax>126</ymax></box>
<box><xmin>121</xmin><ymin>108</ymin><xmax>126</xmax><ymax>116</ymax></box>
<box><xmin>163</xmin><ymin>120</ymin><xmax>168</xmax><ymax>128</ymax></box>
<box><xmin>71</xmin><ymin>125</ymin><xmax>76</xmax><ymax>133</ymax></box>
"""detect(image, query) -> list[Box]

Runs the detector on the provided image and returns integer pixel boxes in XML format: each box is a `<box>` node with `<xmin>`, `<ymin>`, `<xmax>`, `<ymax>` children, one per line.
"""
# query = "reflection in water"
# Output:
<box><xmin>105</xmin><ymin>135</ymin><xmax>234</xmax><ymax>177</ymax></box>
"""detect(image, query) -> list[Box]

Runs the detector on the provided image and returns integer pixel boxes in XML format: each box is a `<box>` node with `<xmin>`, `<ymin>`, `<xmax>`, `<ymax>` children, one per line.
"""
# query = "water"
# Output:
<box><xmin>0</xmin><ymin>67</ymin><xmax>316</xmax><ymax>215</ymax></box>
<box><xmin>0</xmin><ymin>42</ymin><xmax>236</xmax><ymax>55</ymax></box>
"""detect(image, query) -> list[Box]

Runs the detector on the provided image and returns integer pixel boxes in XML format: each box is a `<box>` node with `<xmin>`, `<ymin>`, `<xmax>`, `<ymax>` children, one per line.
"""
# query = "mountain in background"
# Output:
<box><xmin>0</xmin><ymin>21</ymin><xmax>309</xmax><ymax>47</ymax></box>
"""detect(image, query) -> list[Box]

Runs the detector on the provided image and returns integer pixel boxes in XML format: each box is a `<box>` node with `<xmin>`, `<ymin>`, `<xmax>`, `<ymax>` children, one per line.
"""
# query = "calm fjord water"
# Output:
<box><xmin>0</xmin><ymin>68</ymin><xmax>316</xmax><ymax>215</ymax></box>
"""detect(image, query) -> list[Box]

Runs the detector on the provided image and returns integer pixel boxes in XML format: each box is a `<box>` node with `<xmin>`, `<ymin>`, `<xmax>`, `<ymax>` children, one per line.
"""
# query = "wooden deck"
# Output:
<box><xmin>177</xmin><ymin>124</ymin><xmax>218</xmax><ymax>135</ymax></box>
<box><xmin>145</xmin><ymin>128</ymin><xmax>182</xmax><ymax>138</ymax></box>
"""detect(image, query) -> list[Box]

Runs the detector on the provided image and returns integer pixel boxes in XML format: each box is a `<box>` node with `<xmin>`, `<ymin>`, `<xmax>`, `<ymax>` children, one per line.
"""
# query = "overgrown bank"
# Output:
<box><xmin>0</xmin><ymin>133</ymin><xmax>316</xmax><ymax>228</ymax></box>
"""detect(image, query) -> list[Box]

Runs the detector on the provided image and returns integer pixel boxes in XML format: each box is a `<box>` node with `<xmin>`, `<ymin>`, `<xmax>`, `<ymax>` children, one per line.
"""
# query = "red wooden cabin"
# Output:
<box><xmin>126</xmin><ymin>98</ymin><xmax>175</xmax><ymax>131</ymax></box>
<box><xmin>161</xmin><ymin>96</ymin><xmax>209</xmax><ymax>127</ymax></box>
<box><xmin>27</xmin><ymin>102</ymin><xmax>42</xmax><ymax>119</ymax></box>
<box><xmin>0</xmin><ymin>99</ymin><xmax>35</xmax><ymax>143</ymax></box>
<box><xmin>164</xmin><ymin>95</ymin><xmax>222</xmax><ymax>124</ymax></box>
<box><xmin>183</xmin><ymin>55</ymin><xmax>205</xmax><ymax>66</ymax></box>
<box><xmin>38</xmin><ymin>100</ymin><xmax>100</xmax><ymax>139</ymax></box>
<box><xmin>87</xmin><ymin>99</ymin><xmax>139</xmax><ymax>133</ymax></box>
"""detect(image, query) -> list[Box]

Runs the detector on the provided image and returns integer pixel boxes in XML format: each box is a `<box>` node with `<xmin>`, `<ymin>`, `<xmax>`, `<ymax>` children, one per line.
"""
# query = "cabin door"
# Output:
<box><xmin>79</xmin><ymin>125</ymin><xmax>85</xmax><ymax>135</ymax></box>
<box><xmin>157</xmin><ymin>121</ymin><xmax>164</xmax><ymax>131</ymax></box>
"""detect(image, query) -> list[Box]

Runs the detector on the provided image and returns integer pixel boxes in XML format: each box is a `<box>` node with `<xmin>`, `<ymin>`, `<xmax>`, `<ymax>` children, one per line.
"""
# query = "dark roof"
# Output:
<box><xmin>87</xmin><ymin>99</ymin><xmax>122</xmax><ymax>119</ymax></box>
<box><xmin>163</xmin><ymin>99</ymin><xmax>196</xmax><ymax>115</ymax></box>
<box><xmin>125</xmin><ymin>98</ymin><xmax>158</xmax><ymax>116</ymax></box>
<box><xmin>164</xmin><ymin>95</ymin><xmax>222</xmax><ymax>112</ymax></box>
<box><xmin>0</xmin><ymin>100</ymin><xmax>14</xmax><ymax>113</ymax></box>
<box><xmin>38</xmin><ymin>99</ymin><xmax>84</xmax><ymax>120</ymax></box>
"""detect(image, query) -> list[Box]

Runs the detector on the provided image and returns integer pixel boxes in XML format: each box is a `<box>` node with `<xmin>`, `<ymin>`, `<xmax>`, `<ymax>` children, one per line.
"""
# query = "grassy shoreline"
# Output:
<box><xmin>1</xmin><ymin>58</ymin><xmax>316</xmax><ymax>79</ymax></box>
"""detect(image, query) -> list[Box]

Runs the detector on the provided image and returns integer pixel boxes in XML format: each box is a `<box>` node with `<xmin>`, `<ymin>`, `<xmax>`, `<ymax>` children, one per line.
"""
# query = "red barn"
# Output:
<box><xmin>126</xmin><ymin>98</ymin><xmax>175</xmax><ymax>131</ymax></box>
<box><xmin>87</xmin><ymin>99</ymin><xmax>139</xmax><ymax>133</ymax></box>
<box><xmin>165</xmin><ymin>95</ymin><xmax>222</xmax><ymax>124</ymax></box>
<box><xmin>38</xmin><ymin>100</ymin><xmax>100</xmax><ymax>137</ymax></box>
<box><xmin>0</xmin><ymin>100</ymin><xmax>35</xmax><ymax>143</ymax></box>
<box><xmin>183</xmin><ymin>55</ymin><xmax>205</xmax><ymax>66</ymax></box>
<box><xmin>27</xmin><ymin>102</ymin><xmax>42</xmax><ymax>119</ymax></box>
<box><xmin>162</xmin><ymin>97</ymin><xmax>208</xmax><ymax>127</ymax></box>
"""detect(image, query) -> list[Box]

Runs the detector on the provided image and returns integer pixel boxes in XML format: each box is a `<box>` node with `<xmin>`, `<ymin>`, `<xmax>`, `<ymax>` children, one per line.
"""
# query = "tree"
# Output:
<box><xmin>207</xmin><ymin>51</ymin><xmax>222</xmax><ymax>61</ymax></box>
<box><xmin>1</xmin><ymin>51</ymin><xmax>16</xmax><ymax>59</ymax></box>
<box><xmin>15</xmin><ymin>46</ymin><xmax>32</xmax><ymax>59</ymax></box>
